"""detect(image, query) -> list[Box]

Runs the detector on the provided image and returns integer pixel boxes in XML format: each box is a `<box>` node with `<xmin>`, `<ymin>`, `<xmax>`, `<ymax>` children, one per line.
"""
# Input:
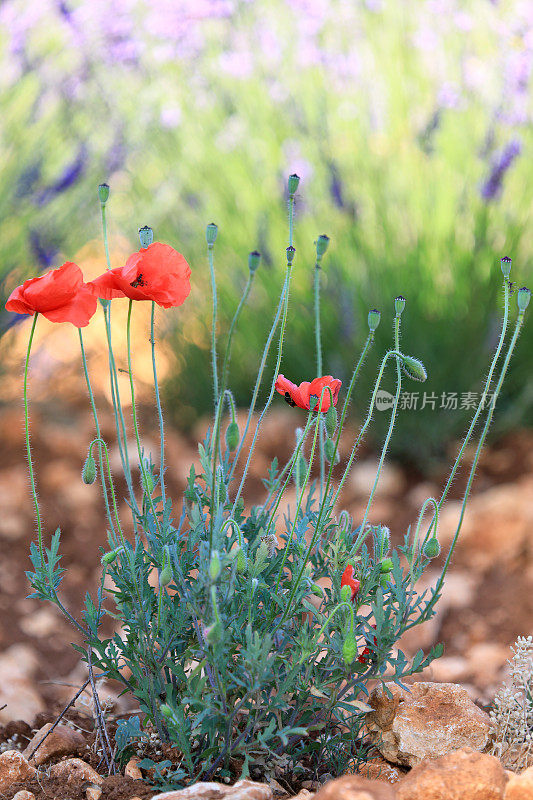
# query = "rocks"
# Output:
<box><xmin>367</xmin><ymin>682</ymin><xmax>491</xmax><ymax>767</ymax></box>
<box><xmin>12</xmin><ymin>791</ymin><xmax>36</xmax><ymax>800</ymax></box>
<box><xmin>151</xmin><ymin>780</ymin><xmax>274</xmax><ymax>800</ymax></box>
<box><xmin>49</xmin><ymin>757</ymin><xmax>103</xmax><ymax>785</ymax></box>
<box><xmin>84</xmin><ymin>783</ymin><xmax>103</xmax><ymax>800</ymax></box>
<box><xmin>360</xmin><ymin>758</ymin><xmax>404</xmax><ymax>784</ymax></box>
<box><xmin>349</xmin><ymin>460</ymin><xmax>405</xmax><ymax>499</ymax></box>
<box><xmin>504</xmin><ymin>766</ymin><xmax>533</xmax><ymax>799</ymax></box>
<box><xmin>0</xmin><ymin>645</ymin><xmax>44</xmax><ymax>723</ymax></box>
<box><xmin>23</xmin><ymin>721</ymin><xmax>86</xmax><ymax>765</ymax></box>
<box><xmin>0</xmin><ymin>750</ymin><xmax>36</xmax><ymax>794</ymax></box>
<box><xmin>313</xmin><ymin>774</ymin><xmax>396</xmax><ymax>800</ymax></box>
<box><xmin>396</xmin><ymin>747</ymin><xmax>508</xmax><ymax>800</ymax></box>
<box><xmin>125</xmin><ymin>756</ymin><xmax>143</xmax><ymax>780</ymax></box>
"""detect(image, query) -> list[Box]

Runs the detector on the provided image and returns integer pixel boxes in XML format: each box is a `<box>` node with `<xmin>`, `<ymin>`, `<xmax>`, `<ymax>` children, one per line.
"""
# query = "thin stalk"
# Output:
<box><xmin>87</xmin><ymin>437</ymin><xmax>125</xmax><ymax>547</ymax></box>
<box><xmin>23</xmin><ymin>314</ymin><xmax>43</xmax><ymax>562</ymax></box>
<box><xmin>209</xmin><ymin>394</ymin><xmax>226</xmax><ymax>548</ymax></box>
<box><xmin>150</xmin><ymin>301</ymin><xmax>166</xmax><ymax>508</ymax></box>
<box><xmin>219</xmin><ymin>272</ymin><xmax>254</xmax><ymax>397</ymax></box>
<box><xmin>208</xmin><ymin>244</ymin><xmax>219</xmax><ymax>406</ymax></box>
<box><xmin>314</xmin><ymin>259</ymin><xmax>325</xmax><ymax>498</ymax></box>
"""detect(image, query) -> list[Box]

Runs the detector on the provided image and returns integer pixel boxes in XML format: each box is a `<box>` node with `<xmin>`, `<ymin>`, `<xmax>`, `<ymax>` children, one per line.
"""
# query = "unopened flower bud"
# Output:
<box><xmin>160</xmin><ymin>703</ymin><xmax>173</xmax><ymax>718</ymax></box>
<box><xmin>311</xmin><ymin>584</ymin><xmax>323</xmax><ymax>597</ymax></box>
<box><xmin>401</xmin><ymin>355</ymin><xmax>427</xmax><ymax>382</ymax></box>
<box><xmin>395</xmin><ymin>295</ymin><xmax>406</xmax><ymax>315</ymax></box>
<box><xmin>234</xmin><ymin>497</ymin><xmax>245</xmax><ymax>516</ymax></box>
<box><xmin>340</xmin><ymin>584</ymin><xmax>352</xmax><ymax>602</ymax></box>
<box><xmin>160</xmin><ymin>565</ymin><xmax>172</xmax><ymax>586</ymax></box>
<box><xmin>206</xmin><ymin>222</ymin><xmax>218</xmax><ymax>247</ymax></box>
<box><xmin>98</xmin><ymin>183</ymin><xmax>110</xmax><ymax>205</ymax></box>
<box><xmin>225</xmin><ymin>421</ymin><xmax>239</xmax><ymax>451</ymax></box>
<box><xmin>286</xmin><ymin>245</ymin><xmax>296</xmax><ymax>265</ymax></box>
<box><xmin>138</xmin><ymin>225</ymin><xmax>153</xmax><ymax>249</ymax></box>
<box><xmin>316</xmin><ymin>234</ymin><xmax>330</xmax><ymax>259</ymax></box>
<box><xmin>236</xmin><ymin>547</ymin><xmax>247</xmax><ymax>574</ymax></box>
<box><xmin>380</xmin><ymin>574</ymin><xmax>391</xmax><ymax>588</ymax></box>
<box><xmin>368</xmin><ymin>309</ymin><xmax>381</xmax><ymax>332</ymax></box>
<box><xmin>205</xmin><ymin>621</ymin><xmax>223</xmax><ymax>645</ymax></box>
<box><xmin>82</xmin><ymin>453</ymin><xmax>97</xmax><ymax>485</ymax></box>
<box><xmin>380</xmin><ymin>557</ymin><xmax>394</xmax><ymax>573</ymax></box>
<box><xmin>423</xmin><ymin>537</ymin><xmax>441</xmax><ymax>558</ymax></box>
<box><xmin>325</xmin><ymin>405</ymin><xmax>337</xmax><ymax>438</ymax></box>
<box><xmin>142</xmin><ymin>469</ymin><xmax>154</xmax><ymax>495</ymax></box>
<box><xmin>518</xmin><ymin>286</ymin><xmax>531</xmax><ymax>312</ymax></box>
<box><xmin>101</xmin><ymin>547</ymin><xmax>122</xmax><ymax>564</ymax></box>
<box><xmin>296</xmin><ymin>454</ymin><xmax>307</xmax><ymax>480</ymax></box>
<box><xmin>342</xmin><ymin>632</ymin><xmax>358</xmax><ymax>665</ymax></box>
<box><xmin>209</xmin><ymin>550</ymin><xmax>221</xmax><ymax>581</ymax></box>
<box><xmin>501</xmin><ymin>256</ymin><xmax>512</xmax><ymax>278</ymax></box>
<box><xmin>248</xmin><ymin>250</ymin><xmax>261</xmax><ymax>273</ymax></box>
<box><xmin>288</xmin><ymin>173</ymin><xmax>300</xmax><ymax>196</ymax></box>
<box><xmin>325</xmin><ymin>438</ymin><xmax>340</xmax><ymax>464</ymax></box>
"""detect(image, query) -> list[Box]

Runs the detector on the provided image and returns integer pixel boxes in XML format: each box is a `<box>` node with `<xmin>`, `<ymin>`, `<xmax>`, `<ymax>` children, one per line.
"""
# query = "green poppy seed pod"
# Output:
<box><xmin>205</xmin><ymin>621</ymin><xmax>223</xmax><ymax>645</ymax></box>
<box><xmin>325</xmin><ymin>438</ymin><xmax>340</xmax><ymax>464</ymax></box>
<box><xmin>138</xmin><ymin>225</ymin><xmax>153</xmax><ymax>249</ymax></box>
<box><xmin>286</xmin><ymin>245</ymin><xmax>296</xmax><ymax>265</ymax></box>
<box><xmin>423</xmin><ymin>537</ymin><xmax>441</xmax><ymax>558</ymax></box>
<box><xmin>248</xmin><ymin>250</ymin><xmax>261</xmax><ymax>273</ymax></box>
<box><xmin>316</xmin><ymin>234</ymin><xmax>330</xmax><ymax>259</ymax></box>
<box><xmin>82</xmin><ymin>453</ymin><xmax>97</xmax><ymax>485</ymax></box>
<box><xmin>340</xmin><ymin>584</ymin><xmax>352</xmax><ymax>602</ymax></box>
<box><xmin>325</xmin><ymin>405</ymin><xmax>337</xmax><ymax>438</ymax></box>
<box><xmin>368</xmin><ymin>309</ymin><xmax>381</xmax><ymax>332</ymax></box>
<box><xmin>235</xmin><ymin>497</ymin><xmax>245</xmax><ymax>516</ymax></box>
<box><xmin>160</xmin><ymin>565</ymin><xmax>172</xmax><ymax>586</ymax></box>
<box><xmin>209</xmin><ymin>550</ymin><xmax>221</xmax><ymax>582</ymax></box>
<box><xmin>98</xmin><ymin>183</ymin><xmax>110</xmax><ymax>205</ymax></box>
<box><xmin>225</xmin><ymin>421</ymin><xmax>239</xmax><ymax>451</ymax></box>
<box><xmin>401</xmin><ymin>355</ymin><xmax>427</xmax><ymax>382</ymax></box>
<box><xmin>395</xmin><ymin>295</ymin><xmax>406</xmax><ymax>315</ymax></box>
<box><xmin>288</xmin><ymin>173</ymin><xmax>300</xmax><ymax>196</ymax></box>
<box><xmin>380</xmin><ymin>557</ymin><xmax>394</xmax><ymax>573</ymax></box>
<box><xmin>518</xmin><ymin>286</ymin><xmax>531</xmax><ymax>312</ymax></box>
<box><xmin>206</xmin><ymin>222</ymin><xmax>218</xmax><ymax>247</ymax></box>
<box><xmin>342</xmin><ymin>632</ymin><xmax>358</xmax><ymax>665</ymax></box>
<box><xmin>160</xmin><ymin>703</ymin><xmax>173</xmax><ymax>718</ymax></box>
<box><xmin>501</xmin><ymin>256</ymin><xmax>512</xmax><ymax>278</ymax></box>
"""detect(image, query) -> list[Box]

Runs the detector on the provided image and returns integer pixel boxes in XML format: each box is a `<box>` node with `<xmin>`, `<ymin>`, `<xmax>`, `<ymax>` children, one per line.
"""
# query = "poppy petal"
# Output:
<box><xmin>88</xmin><ymin>268</ymin><xmax>129</xmax><ymax>300</ymax></box>
<box><xmin>41</xmin><ymin>286</ymin><xmax>97</xmax><ymax>327</ymax></box>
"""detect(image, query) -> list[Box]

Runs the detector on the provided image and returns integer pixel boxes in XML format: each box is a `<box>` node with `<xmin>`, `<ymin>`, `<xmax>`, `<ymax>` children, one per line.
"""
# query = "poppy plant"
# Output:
<box><xmin>275</xmin><ymin>374</ymin><xmax>342</xmax><ymax>412</ymax></box>
<box><xmin>5</xmin><ymin>262</ymin><xmax>97</xmax><ymax>327</ymax></box>
<box><xmin>358</xmin><ymin>624</ymin><xmax>377</xmax><ymax>664</ymax></box>
<box><xmin>341</xmin><ymin>564</ymin><xmax>361</xmax><ymax>602</ymax></box>
<box><xmin>89</xmin><ymin>242</ymin><xmax>191</xmax><ymax>308</ymax></box>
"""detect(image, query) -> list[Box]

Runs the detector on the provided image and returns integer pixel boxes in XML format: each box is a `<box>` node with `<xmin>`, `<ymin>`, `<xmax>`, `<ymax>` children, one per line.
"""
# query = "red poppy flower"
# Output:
<box><xmin>5</xmin><ymin>262</ymin><xmax>97</xmax><ymax>327</ymax></box>
<box><xmin>88</xmin><ymin>243</ymin><xmax>191</xmax><ymax>308</ymax></box>
<box><xmin>341</xmin><ymin>564</ymin><xmax>361</xmax><ymax>602</ymax></box>
<box><xmin>275</xmin><ymin>374</ymin><xmax>342</xmax><ymax>412</ymax></box>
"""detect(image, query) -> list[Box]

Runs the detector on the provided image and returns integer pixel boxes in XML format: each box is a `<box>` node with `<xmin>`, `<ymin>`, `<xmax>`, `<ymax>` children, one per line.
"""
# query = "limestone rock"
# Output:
<box><xmin>360</xmin><ymin>757</ymin><xmax>404</xmax><ymax>784</ymax></box>
<box><xmin>0</xmin><ymin>750</ymin><xmax>36</xmax><ymax>794</ymax></box>
<box><xmin>313</xmin><ymin>774</ymin><xmax>396</xmax><ymax>800</ymax></box>
<box><xmin>504</xmin><ymin>766</ymin><xmax>533</xmax><ymax>799</ymax></box>
<box><xmin>125</xmin><ymin>756</ymin><xmax>143</xmax><ymax>780</ymax></box>
<box><xmin>367</xmin><ymin>681</ymin><xmax>491</xmax><ymax>767</ymax></box>
<box><xmin>12</xmin><ymin>791</ymin><xmax>36</xmax><ymax>800</ymax></box>
<box><xmin>49</xmin><ymin>757</ymin><xmax>103</xmax><ymax>785</ymax></box>
<box><xmin>396</xmin><ymin>747</ymin><xmax>508</xmax><ymax>799</ymax></box>
<box><xmin>23</xmin><ymin>722</ymin><xmax>86</xmax><ymax>765</ymax></box>
<box><xmin>150</xmin><ymin>780</ymin><xmax>273</xmax><ymax>800</ymax></box>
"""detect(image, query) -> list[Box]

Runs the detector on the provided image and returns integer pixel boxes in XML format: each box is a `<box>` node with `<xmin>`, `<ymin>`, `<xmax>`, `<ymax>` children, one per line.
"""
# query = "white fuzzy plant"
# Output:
<box><xmin>490</xmin><ymin>635</ymin><xmax>533</xmax><ymax>771</ymax></box>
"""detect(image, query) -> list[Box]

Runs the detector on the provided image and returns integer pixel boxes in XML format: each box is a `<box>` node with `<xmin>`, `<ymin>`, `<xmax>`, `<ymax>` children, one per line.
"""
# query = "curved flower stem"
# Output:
<box><xmin>208</xmin><ymin>244</ymin><xmax>219</xmax><ymax>407</ymax></box>
<box><xmin>150</xmin><ymin>301</ymin><xmax>166</xmax><ymax>508</ymax></box>
<box><xmin>78</xmin><ymin>330</ymin><xmax>115</xmax><ymax>539</ymax></box>
<box><xmin>87</xmin><ymin>437</ymin><xmax>125</xmax><ymax>547</ymax></box>
<box><xmin>23</xmin><ymin>314</ymin><xmax>43</xmax><ymax>562</ymax></box>
<box><xmin>126</xmin><ymin>300</ymin><xmax>163</xmax><ymax>538</ymax></box>
<box><xmin>314</xmin><ymin>259</ymin><xmax>325</xmax><ymax>500</ymax></box>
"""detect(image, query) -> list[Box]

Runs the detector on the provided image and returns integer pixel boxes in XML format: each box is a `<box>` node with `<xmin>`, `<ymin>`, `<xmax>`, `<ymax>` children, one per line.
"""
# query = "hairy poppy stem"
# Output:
<box><xmin>87</xmin><ymin>437</ymin><xmax>125</xmax><ymax>548</ymax></box>
<box><xmin>314</xmin><ymin>258</ymin><xmax>325</xmax><ymax>500</ymax></box>
<box><xmin>150</xmin><ymin>301</ymin><xmax>166</xmax><ymax>508</ymax></box>
<box><xmin>207</xmin><ymin>244</ymin><xmax>219</xmax><ymax>406</ymax></box>
<box><xmin>23</xmin><ymin>314</ymin><xmax>43</xmax><ymax>564</ymax></box>
<box><xmin>219</xmin><ymin>272</ymin><xmax>254</xmax><ymax>400</ymax></box>
<box><xmin>78</xmin><ymin>330</ymin><xmax>116</xmax><ymax>540</ymax></box>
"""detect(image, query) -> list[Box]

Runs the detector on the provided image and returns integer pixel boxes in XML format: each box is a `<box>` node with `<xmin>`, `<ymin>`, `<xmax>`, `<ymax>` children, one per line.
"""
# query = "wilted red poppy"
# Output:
<box><xmin>5</xmin><ymin>262</ymin><xmax>97</xmax><ymax>327</ymax></box>
<box><xmin>88</xmin><ymin>243</ymin><xmax>191</xmax><ymax>308</ymax></box>
<box><xmin>275</xmin><ymin>374</ymin><xmax>342</xmax><ymax>412</ymax></box>
<box><xmin>341</xmin><ymin>564</ymin><xmax>360</xmax><ymax>602</ymax></box>
<box><xmin>358</xmin><ymin>624</ymin><xmax>377</xmax><ymax>664</ymax></box>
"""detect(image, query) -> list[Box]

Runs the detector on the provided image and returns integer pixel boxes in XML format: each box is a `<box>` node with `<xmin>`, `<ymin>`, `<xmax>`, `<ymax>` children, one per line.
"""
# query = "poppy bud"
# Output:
<box><xmin>325</xmin><ymin>405</ymin><xmax>337</xmax><ymax>438</ymax></box>
<box><xmin>286</xmin><ymin>245</ymin><xmax>296</xmax><ymax>265</ymax></box>
<box><xmin>316</xmin><ymin>234</ymin><xmax>330</xmax><ymax>259</ymax></box>
<box><xmin>368</xmin><ymin>309</ymin><xmax>381</xmax><ymax>332</ymax></box>
<box><xmin>340</xmin><ymin>584</ymin><xmax>352</xmax><ymax>602</ymax></box>
<box><xmin>325</xmin><ymin>438</ymin><xmax>340</xmax><ymax>464</ymax></box>
<box><xmin>98</xmin><ymin>183</ymin><xmax>110</xmax><ymax>205</ymax></box>
<box><xmin>342</xmin><ymin>632</ymin><xmax>358</xmax><ymax>665</ymax></box>
<box><xmin>160</xmin><ymin>565</ymin><xmax>172</xmax><ymax>586</ymax></box>
<box><xmin>248</xmin><ymin>250</ymin><xmax>261</xmax><ymax>273</ymax></box>
<box><xmin>423</xmin><ymin>536</ymin><xmax>441</xmax><ymax>558</ymax></box>
<box><xmin>380</xmin><ymin>574</ymin><xmax>391</xmax><ymax>588</ymax></box>
<box><xmin>160</xmin><ymin>703</ymin><xmax>173</xmax><ymax>718</ymax></box>
<box><xmin>138</xmin><ymin>225</ymin><xmax>153</xmax><ymax>249</ymax></box>
<box><xmin>288</xmin><ymin>173</ymin><xmax>300</xmax><ymax>196</ymax></box>
<box><xmin>206</xmin><ymin>222</ymin><xmax>218</xmax><ymax>247</ymax></box>
<box><xmin>142</xmin><ymin>468</ymin><xmax>154</xmax><ymax>495</ymax></box>
<box><xmin>209</xmin><ymin>550</ymin><xmax>221</xmax><ymax>581</ymax></box>
<box><xmin>311</xmin><ymin>584</ymin><xmax>323</xmax><ymax>597</ymax></box>
<box><xmin>225</xmin><ymin>421</ymin><xmax>239</xmax><ymax>451</ymax></box>
<box><xmin>205</xmin><ymin>622</ymin><xmax>223</xmax><ymax>645</ymax></box>
<box><xmin>501</xmin><ymin>256</ymin><xmax>512</xmax><ymax>278</ymax></box>
<box><xmin>518</xmin><ymin>286</ymin><xmax>531</xmax><ymax>312</ymax></box>
<box><xmin>82</xmin><ymin>453</ymin><xmax>97</xmax><ymax>485</ymax></box>
<box><xmin>295</xmin><ymin>454</ymin><xmax>307</xmax><ymax>481</ymax></box>
<box><xmin>101</xmin><ymin>547</ymin><xmax>123</xmax><ymax>565</ymax></box>
<box><xmin>401</xmin><ymin>355</ymin><xmax>427</xmax><ymax>382</ymax></box>
<box><xmin>380</xmin><ymin>557</ymin><xmax>394</xmax><ymax>573</ymax></box>
<box><xmin>395</xmin><ymin>295</ymin><xmax>406</xmax><ymax>315</ymax></box>
<box><xmin>234</xmin><ymin>497</ymin><xmax>245</xmax><ymax>516</ymax></box>
<box><xmin>236</xmin><ymin>547</ymin><xmax>247</xmax><ymax>574</ymax></box>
